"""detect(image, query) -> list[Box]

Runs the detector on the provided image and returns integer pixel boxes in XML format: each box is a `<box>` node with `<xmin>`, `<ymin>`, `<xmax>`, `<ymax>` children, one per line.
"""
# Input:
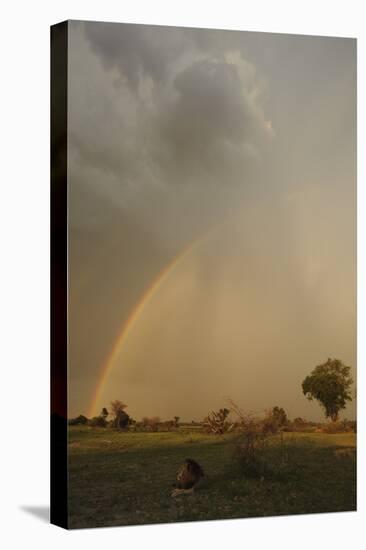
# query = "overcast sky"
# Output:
<box><xmin>67</xmin><ymin>21</ymin><xmax>356</xmax><ymax>421</ymax></box>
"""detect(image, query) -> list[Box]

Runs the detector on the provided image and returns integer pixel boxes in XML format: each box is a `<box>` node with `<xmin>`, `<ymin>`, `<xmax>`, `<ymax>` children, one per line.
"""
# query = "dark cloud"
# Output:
<box><xmin>67</xmin><ymin>20</ymin><xmax>275</xmax><ymax>263</ymax></box>
<box><xmin>164</xmin><ymin>59</ymin><xmax>259</xmax><ymax>148</ymax></box>
<box><xmin>84</xmin><ymin>22</ymin><xmax>192</xmax><ymax>90</ymax></box>
<box><xmin>80</xmin><ymin>21</ymin><xmax>273</xmax><ymax>190</ymax></box>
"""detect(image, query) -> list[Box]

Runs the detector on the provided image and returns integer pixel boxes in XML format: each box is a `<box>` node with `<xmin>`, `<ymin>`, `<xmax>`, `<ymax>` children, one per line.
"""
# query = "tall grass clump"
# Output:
<box><xmin>229</xmin><ymin>400</ymin><xmax>270</xmax><ymax>478</ymax></box>
<box><xmin>229</xmin><ymin>400</ymin><xmax>300</xmax><ymax>481</ymax></box>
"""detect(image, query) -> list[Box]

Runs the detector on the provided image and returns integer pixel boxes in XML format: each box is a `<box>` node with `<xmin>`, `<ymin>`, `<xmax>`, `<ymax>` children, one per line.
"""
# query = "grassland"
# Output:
<box><xmin>68</xmin><ymin>426</ymin><xmax>356</xmax><ymax>529</ymax></box>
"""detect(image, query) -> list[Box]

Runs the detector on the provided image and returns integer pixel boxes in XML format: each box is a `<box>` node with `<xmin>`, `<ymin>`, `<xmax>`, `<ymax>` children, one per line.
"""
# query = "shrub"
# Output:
<box><xmin>235</xmin><ymin>424</ymin><xmax>300</xmax><ymax>480</ymax></box>
<box><xmin>321</xmin><ymin>419</ymin><xmax>356</xmax><ymax>434</ymax></box>
<box><xmin>112</xmin><ymin>410</ymin><xmax>130</xmax><ymax>430</ymax></box>
<box><xmin>68</xmin><ymin>414</ymin><xmax>88</xmax><ymax>426</ymax></box>
<box><xmin>110</xmin><ymin>400</ymin><xmax>130</xmax><ymax>430</ymax></box>
<box><xmin>88</xmin><ymin>415</ymin><xmax>107</xmax><ymax>428</ymax></box>
<box><xmin>262</xmin><ymin>416</ymin><xmax>279</xmax><ymax>434</ymax></box>
<box><xmin>101</xmin><ymin>407</ymin><xmax>109</xmax><ymax>420</ymax></box>
<box><xmin>234</xmin><ymin>417</ymin><xmax>269</xmax><ymax>478</ymax></box>
<box><xmin>291</xmin><ymin>417</ymin><xmax>307</xmax><ymax>431</ymax></box>
<box><xmin>287</xmin><ymin>417</ymin><xmax>317</xmax><ymax>432</ymax></box>
<box><xmin>228</xmin><ymin>400</ymin><xmax>299</xmax><ymax>480</ymax></box>
<box><xmin>349</xmin><ymin>420</ymin><xmax>357</xmax><ymax>433</ymax></box>
<box><xmin>261</xmin><ymin>407</ymin><xmax>288</xmax><ymax>434</ymax></box>
<box><xmin>203</xmin><ymin>408</ymin><xmax>233</xmax><ymax>434</ymax></box>
<box><xmin>141</xmin><ymin>416</ymin><xmax>161</xmax><ymax>431</ymax></box>
<box><xmin>226</xmin><ymin>400</ymin><xmax>269</xmax><ymax>477</ymax></box>
<box><xmin>160</xmin><ymin>420</ymin><xmax>176</xmax><ymax>431</ymax></box>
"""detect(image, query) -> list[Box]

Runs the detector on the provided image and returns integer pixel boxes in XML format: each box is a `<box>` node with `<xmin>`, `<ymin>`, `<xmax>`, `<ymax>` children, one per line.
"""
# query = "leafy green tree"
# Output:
<box><xmin>302</xmin><ymin>358</ymin><xmax>353</xmax><ymax>422</ymax></box>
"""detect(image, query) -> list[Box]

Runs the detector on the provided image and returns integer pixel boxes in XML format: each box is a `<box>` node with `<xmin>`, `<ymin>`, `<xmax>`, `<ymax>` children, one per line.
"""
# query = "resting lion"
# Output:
<box><xmin>171</xmin><ymin>458</ymin><xmax>204</xmax><ymax>497</ymax></box>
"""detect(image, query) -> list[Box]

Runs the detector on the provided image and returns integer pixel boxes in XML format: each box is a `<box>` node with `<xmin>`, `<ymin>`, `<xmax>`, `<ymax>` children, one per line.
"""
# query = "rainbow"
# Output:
<box><xmin>88</xmin><ymin>228</ymin><xmax>219</xmax><ymax>417</ymax></box>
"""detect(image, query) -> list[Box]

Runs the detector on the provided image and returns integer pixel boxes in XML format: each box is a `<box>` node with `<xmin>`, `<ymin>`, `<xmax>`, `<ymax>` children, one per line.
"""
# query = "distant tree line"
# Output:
<box><xmin>68</xmin><ymin>358</ymin><xmax>355</xmax><ymax>434</ymax></box>
<box><xmin>68</xmin><ymin>401</ymin><xmax>181</xmax><ymax>432</ymax></box>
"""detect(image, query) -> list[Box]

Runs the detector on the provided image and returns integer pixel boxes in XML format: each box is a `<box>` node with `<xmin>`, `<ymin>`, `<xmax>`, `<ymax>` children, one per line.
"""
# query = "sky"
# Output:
<box><xmin>67</xmin><ymin>21</ymin><xmax>356</xmax><ymax>422</ymax></box>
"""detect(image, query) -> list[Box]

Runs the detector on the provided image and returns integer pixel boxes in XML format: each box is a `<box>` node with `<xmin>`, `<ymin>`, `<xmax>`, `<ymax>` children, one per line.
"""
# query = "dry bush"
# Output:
<box><xmin>203</xmin><ymin>408</ymin><xmax>234</xmax><ymax>434</ymax></box>
<box><xmin>262</xmin><ymin>414</ymin><xmax>279</xmax><ymax>434</ymax></box>
<box><xmin>228</xmin><ymin>400</ymin><xmax>306</xmax><ymax>481</ymax></box>
<box><xmin>234</xmin><ymin>417</ymin><xmax>269</xmax><ymax>478</ymax></box>
<box><xmin>228</xmin><ymin>400</ymin><xmax>270</xmax><ymax>478</ymax></box>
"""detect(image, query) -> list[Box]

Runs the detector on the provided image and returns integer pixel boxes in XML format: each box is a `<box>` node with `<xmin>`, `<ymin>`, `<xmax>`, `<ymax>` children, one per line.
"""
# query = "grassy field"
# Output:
<box><xmin>68</xmin><ymin>426</ymin><xmax>356</xmax><ymax>529</ymax></box>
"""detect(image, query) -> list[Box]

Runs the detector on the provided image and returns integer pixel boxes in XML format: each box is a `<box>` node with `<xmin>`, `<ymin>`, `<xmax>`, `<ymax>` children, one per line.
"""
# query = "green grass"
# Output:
<box><xmin>68</xmin><ymin>427</ymin><xmax>356</xmax><ymax>529</ymax></box>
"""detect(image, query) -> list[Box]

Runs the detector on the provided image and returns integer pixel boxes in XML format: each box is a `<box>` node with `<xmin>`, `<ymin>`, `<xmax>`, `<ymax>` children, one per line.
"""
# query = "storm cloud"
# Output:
<box><xmin>72</xmin><ymin>22</ymin><xmax>273</xmax><ymax>192</ymax></box>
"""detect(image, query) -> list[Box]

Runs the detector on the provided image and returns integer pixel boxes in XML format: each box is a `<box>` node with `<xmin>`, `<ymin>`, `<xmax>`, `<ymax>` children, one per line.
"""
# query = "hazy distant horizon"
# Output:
<box><xmin>67</xmin><ymin>21</ymin><xmax>356</xmax><ymax>422</ymax></box>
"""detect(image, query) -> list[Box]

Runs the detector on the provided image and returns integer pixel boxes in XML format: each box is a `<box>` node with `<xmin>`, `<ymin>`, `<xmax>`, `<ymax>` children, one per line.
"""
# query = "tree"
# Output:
<box><xmin>110</xmin><ymin>400</ymin><xmax>127</xmax><ymax>416</ymax></box>
<box><xmin>262</xmin><ymin>406</ymin><xmax>288</xmax><ymax>433</ymax></box>
<box><xmin>110</xmin><ymin>400</ymin><xmax>130</xmax><ymax>430</ymax></box>
<box><xmin>101</xmin><ymin>407</ymin><xmax>109</xmax><ymax>420</ymax></box>
<box><xmin>272</xmin><ymin>406</ymin><xmax>288</xmax><ymax>427</ymax></box>
<box><xmin>173</xmin><ymin>416</ymin><xmax>180</xmax><ymax>427</ymax></box>
<box><xmin>302</xmin><ymin>358</ymin><xmax>353</xmax><ymax>422</ymax></box>
<box><xmin>203</xmin><ymin>408</ymin><xmax>232</xmax><ymax>434</ymax></box>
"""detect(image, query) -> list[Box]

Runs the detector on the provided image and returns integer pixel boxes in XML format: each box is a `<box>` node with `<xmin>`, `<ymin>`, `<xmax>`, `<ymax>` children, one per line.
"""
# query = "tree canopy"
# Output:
<box><xmin>302</xmin><ymin>358</ymin><xmax>353</xmax><ymax>421</ymax></box>
<box><xmin>110</xmin><ymin>400</ymin><xmax>130</xmax><ymax>429</ymax></box>
<box><xmin>110</xmin><ymin>400</ymin><xmax>127</xmax><ymax>416</ymax></box>
<box><xmin>271</xmin><ymin>406</ymin><xmax>288</xmax><ymax>427</ymax></box>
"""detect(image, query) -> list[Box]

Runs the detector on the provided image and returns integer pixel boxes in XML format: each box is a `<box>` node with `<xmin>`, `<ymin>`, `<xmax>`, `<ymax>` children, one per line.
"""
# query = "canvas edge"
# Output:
<box><xmin>50</xmin><ymin>20</ymin><xmax>69</xmax><ymax>530</ymax></box>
